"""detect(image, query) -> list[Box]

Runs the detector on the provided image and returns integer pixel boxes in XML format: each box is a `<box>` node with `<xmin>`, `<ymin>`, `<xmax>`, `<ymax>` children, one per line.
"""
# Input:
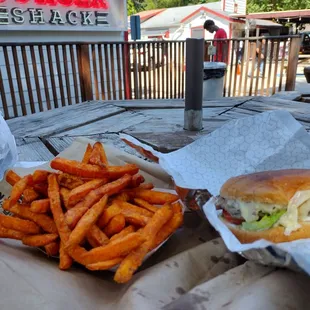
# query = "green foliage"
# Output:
<box><xmin>127</xmin><ymin>0</ymin><xmax>217</xmax><ymax>14</ymax></box>
<box><xmin>127</xmin><ymin>0</ymin><xmax>310</xmax><ymax>15</ymax></box>
<box><xmin>247</xmin><ymin>0</ymin><xmax>310</xmax><ymax>13</ymax></box>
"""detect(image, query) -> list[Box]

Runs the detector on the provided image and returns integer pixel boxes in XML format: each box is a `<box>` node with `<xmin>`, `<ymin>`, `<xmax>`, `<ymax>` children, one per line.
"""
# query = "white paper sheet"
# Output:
<box><xmin>121</xmin><ymin>110</ymin><xmax>310</xmax><ymax>275</ymax></box>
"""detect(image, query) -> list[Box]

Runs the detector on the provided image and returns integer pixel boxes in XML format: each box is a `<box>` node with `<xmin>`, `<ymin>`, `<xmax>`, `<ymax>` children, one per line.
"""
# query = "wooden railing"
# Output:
<box><xmin>0</xmin><ymin>36</ymin><xmax>301</xmax><ymax>119</ymax></box>
<box><xmin>205</xmin><ymin>35</ymin><xmax>301</xmax><ymax>97</ymax></box>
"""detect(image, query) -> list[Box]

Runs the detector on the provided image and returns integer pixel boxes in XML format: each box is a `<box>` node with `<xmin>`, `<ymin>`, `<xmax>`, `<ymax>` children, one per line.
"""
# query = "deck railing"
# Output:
<box><xmin>0</xmin><ymin>35</ymin><xmax>301</xmax><ymax>119</ymax></box>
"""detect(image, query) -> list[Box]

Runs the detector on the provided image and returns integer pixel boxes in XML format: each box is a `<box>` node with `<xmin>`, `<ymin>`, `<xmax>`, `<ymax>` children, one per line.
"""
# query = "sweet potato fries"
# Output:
<box><xmin>1</xmin><ymin>142</ymin><xmax>183</xmax><ymax>283</ymax></box>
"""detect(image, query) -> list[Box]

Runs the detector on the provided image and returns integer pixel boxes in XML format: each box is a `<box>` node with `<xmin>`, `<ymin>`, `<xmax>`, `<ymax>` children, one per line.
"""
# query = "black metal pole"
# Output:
<box><xmin>184</xmin><ymin>38</ymin><xmax>204</xmax><ymax>131</ymax></box>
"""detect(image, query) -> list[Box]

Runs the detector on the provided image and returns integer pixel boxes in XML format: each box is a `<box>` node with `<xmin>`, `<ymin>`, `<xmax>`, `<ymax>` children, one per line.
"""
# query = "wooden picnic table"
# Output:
<box><xmin>7</xmin><ymin>94</ymin><xmax>310</xmax><ymax>161</ymax></box>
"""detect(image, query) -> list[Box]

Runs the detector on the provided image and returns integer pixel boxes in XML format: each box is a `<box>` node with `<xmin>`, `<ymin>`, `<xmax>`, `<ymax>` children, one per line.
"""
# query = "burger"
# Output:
<box><xmin>215</xmin><ymin>169</ymin><xmax>310</xmax><ymax>243</ymax></box>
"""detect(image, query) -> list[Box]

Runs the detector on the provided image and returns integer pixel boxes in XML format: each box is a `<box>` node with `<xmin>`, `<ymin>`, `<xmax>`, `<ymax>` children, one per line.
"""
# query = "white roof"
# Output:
<box><xmin>141</xmin><ymin>3</ymin><xmax>226</xmax><ymax>29</ymax></box>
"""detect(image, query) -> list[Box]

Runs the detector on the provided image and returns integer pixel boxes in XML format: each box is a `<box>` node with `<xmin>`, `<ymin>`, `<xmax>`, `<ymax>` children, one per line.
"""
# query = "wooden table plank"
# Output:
<box><xmin>239</xmin><ymin>99</ymin><xmax>310</xmax><ymax>123</ymax></box>
<box><xmin>222</xmin><ymin>107</ymin><xmax>310</xmax><ymax>131</ymax></box>
<box><xmin>15</xmin><ymin>138</ymin><xmax>54</xmax><ymax>161</ymax></box>
<box><xmin>271</xmin><ymin>91</ymin><xmax>302</xmax><ymax>101</ymax></box>
<box><xmin>53</xmin><ymin>111</ymin><xmax>152</xmax><ymax>137</ymax></box>
<box><xmin>99</xmin><ymin>97</ymin><xmax>253</xmax><ymax>109</ymax></box>
<box><xmin>123</xmin><ymin>108</ymin><xmax>228</xmax><ymax>134</ymax></box>
<box><xmin>7</xmin><ymin>102</ymin><xmax>125</xmax><ymax>138</ymax></box>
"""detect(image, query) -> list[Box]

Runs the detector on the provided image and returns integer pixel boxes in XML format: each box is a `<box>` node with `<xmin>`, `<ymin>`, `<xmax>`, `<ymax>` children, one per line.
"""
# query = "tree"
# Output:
<box><xmin>139</xmin><ymin>0</ymin><xmax>217</xmax><ymax>11</ymax></box>
<box><xmin>127</xmin><ymin>0</ymin><xmax>145</xmax><ymax>15</ymax></box>
<box><xmin>247</xmin><ymin>0</ymin><xmax>310</xmax><ymax>13</ymax></box>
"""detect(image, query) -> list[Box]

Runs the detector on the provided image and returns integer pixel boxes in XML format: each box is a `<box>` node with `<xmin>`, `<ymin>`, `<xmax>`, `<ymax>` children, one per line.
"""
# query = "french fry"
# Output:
<box><xmin>86</xmin><ymin>225</ymin><xmax>109</xmax><ymax>248</ymax></box>
<box><xmin>114</xmin><ymin>204</ymin><xmax>173</xmax><ymax>283</ymax></box>
<box><xmin>45</xmin><ymin>241</ymin><xmax>60</xmax><ymax>256</ymax></box>
<box><xmin>33</xmin><ymin>183</ymin><xmax>48</xmax><ymax>197</ymax></box>
<box><xmin>138</xmin><ymin>183</ymin><xmax>154</xmax><ymax>190</ymax></box>
<box><xmin>22</xmin><ymin>188</ymin><xmax>40</xmax><ymax>203</ymax></box>
<box><xmin>114</xmin><ymin>240</ymin><xmax>151</xmax><ymax>284</ymax></box>
<box><xmin>127</xmin><ymin>189</ymin><xmax>179</xmax><ymax>205</ymax></box>
<box><xmin>82</xmin><ymin>232</ymin><xmax>146</xmax><ymax>265</ymax></box>
<box><xmin>171</xmin><ymin>201</ymin><xmax>183</xmax><ymax>213</ymax></box>
<box><xmin>30</xmin><ymin>199</ymin><xmax>50</xmax><ymax>214</ymax></box>
<box><xmin>51</xmin><ymin>158</ymin><xmax>108</xmax><ymax>179</ymax></box>
<box><xmin>152</xmin><ymin>207</ymin><xmax>183</xmax><ymax>250</ymax></box>
<box><xmin>65</xmin><ymin>206</ymin><xmax>89</xmax><ymax>229</ymax></box>
<box><xmin>57</xmin><ymin>173</ymin><xmax>84</xmax><ymax>190</ymax></box>
<box><xmin>9</xmin><ymin>175</ymin><xmax>33</xmax><ymax>207</ymax></box>
<box><xmin>89</xmin><ymin>142</ymin><xmax>108</xmax><ymax>167</ymax></box>
<box><xmin>68</xmin><ymin>178</ymin><xmax>108</xmax><ymax>207</ymax></box>
<box><xmin>133</xmin><ymin>198</ymin><xmax>159</xmax><ymax>213</ymax></box>
<box><xmin>82</xmin><ymin>144</ymin><xmax>93</xmax><ymax>164</ymax></box>
<box><xmin>97</xmin><ymin>204</ymin><xmax>122</xmax><ymax>228</ymax></box>
<box><xmin>60</xmin><ymin>187</ymin><xmax>70</xmax><ymax>210</ymax></box>
<box><xmin>33</xmin><ymin>170</ymin><xmax>50</xmax><ymax>183</ymax></box>
<box><xmin>104</xmin><ymin>214</ymin><xmax>126</xmax><ymax>237</ymax></box>
<box><xmin>5</xmin><ymin>170</ymin><xmax>21</xmax><ymax>186</ymax></box>
<box><xmin>9</xmin><ymin>204</ymin><xmax>57</xmax><ymax>234</ymax></box>
<box><xmin>48</xmin><ymin>174</ymin><xmax>71</xmax><ymax>241</ymax></box>
<box><xmin>96</xmin><ymin>142</ymin><xmax>108</xmax><ymax>166</ymax></box>
<box><xmin>2</xmin><ymin>199</ymin><xmax>10</xmax><ymax>211</ymax></box>
<box><xmin>122</xmin><ymin>213</ymin><xmax>150</xmax><ymax>227</ymax></box>
<box><xmin>22</xmin><ymin>234</ymin><xmax>58</xmax><ymax>247</ymax></box>
<box><xmin>128</xmin><ymin>174</ymin><xmax>145</xmax><ymax>188</ymax></box>
<box><xmin>107</xmin><ymin>164</ymin><xmax>139</xmax><ymax>180</ymax></box>
<box><xmin>86</xmin><ymin>257</ymin><xmax>123</xmax><ymax>271</ymax></box>
<box><xmin>66</xmin><ymin>195</ymin><xmax>108</xmax><ymax>249</ymax></box>
<box><xmin>59</xmin><ymin>241</ymin><xmax>73</xmax><ymax>270</ymax></box>
<box><xmin>0</xmin><ymin>225</ymin><xmax>25</xmax><ymax>240</ymax></box>
<box><xmin>73</xmin><ymin>174</ymin><xmax>132</xmax><ymax>213</ymax></box>
<box><xmin>121</xmin><ymin>138</ymin><xmax>159</xmax><ymax>163</ymax></box>
<box><xmin>0</xmin><ymin>213</ymin><xmax>40</xmax><ymax>234</ymax></box>
<box><xmin>113</xmin><ymin>192</ymin><xmax>130</xmax><ymax>202</ymax></box>
<box><xmin>66</xmin><ymin>245</ymin><xmax>88</xmax><ymax>266</ymax></box>
<box><xmin>141</xmin><ymin>204</ymin><xmax>173</xmax><ymax>239</ymax></box>
<box><xmin>116</xmin><ymin>200</ymin><xmax>154</xmax><ymax>217</ymax></box>
<box><xmin>109</xmin><ymin>225</ymin><xmax>135</xmax><ymax>242</ymax></box>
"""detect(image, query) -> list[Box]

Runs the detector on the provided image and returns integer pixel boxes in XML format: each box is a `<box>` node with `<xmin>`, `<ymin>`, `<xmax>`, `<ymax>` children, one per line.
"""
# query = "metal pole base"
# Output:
<box><xmin>184</xmin><ymin>110</ymin><xmax>203</xmax><ymax>131</ymax></box>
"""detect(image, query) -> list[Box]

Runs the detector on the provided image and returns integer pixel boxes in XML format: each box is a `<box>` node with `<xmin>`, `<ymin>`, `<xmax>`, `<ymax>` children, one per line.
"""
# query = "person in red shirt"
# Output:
<box><xmin>204</xmin><ymin>20</ymin><xmax>228</xmax><ymax>63</ymax></box>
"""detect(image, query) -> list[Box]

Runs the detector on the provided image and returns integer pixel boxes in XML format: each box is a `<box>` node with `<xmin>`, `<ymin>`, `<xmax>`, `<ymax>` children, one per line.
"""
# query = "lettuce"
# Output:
<box><xmin>242</xmin><ymin>210</ymin><xmax>286</xmax><ymax>231</ymax></box>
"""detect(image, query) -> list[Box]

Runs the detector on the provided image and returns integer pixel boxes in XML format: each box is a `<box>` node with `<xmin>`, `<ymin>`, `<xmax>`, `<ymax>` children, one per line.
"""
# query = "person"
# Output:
<box><xmin>248</xmin><ymin>35</ymin><xmax>268</xmax><ymax>77</ymax></box>
<box><xmin>203</xmin><ymin>19</ymin><xmax>228</xmax><ymax>63</ymax></box>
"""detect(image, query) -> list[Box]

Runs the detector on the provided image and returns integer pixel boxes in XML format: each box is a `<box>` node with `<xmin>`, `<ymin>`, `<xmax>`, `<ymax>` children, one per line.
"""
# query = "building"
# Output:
<box><xmin>138</xmin><ymin>2</ymin><xmax>244</xmax><ymax>41</ymax></box>
<box><xmin>130</xmin><ymin>1</ymin><xmax>284</xmax><ymax>41</ymax></box>
<box><xmin>0</xmin><ymin>0</ymin><xmax>127</xmax><ymax>117</ymax></box>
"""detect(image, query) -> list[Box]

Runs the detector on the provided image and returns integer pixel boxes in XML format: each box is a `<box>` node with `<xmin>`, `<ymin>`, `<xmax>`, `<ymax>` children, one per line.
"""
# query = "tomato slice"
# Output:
<box><xmin>222</xmin><ymin>209</ymin><xmax>244</xmax><ymax>225</ymax></box>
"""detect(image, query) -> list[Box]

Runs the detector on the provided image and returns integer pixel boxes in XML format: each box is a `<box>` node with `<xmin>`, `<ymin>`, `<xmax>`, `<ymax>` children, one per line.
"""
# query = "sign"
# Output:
<box><xmin>130</xmin><ymin>15</ymin><xmax>140</xmax><ymax>41</ymax></box>
<box><xmin>0</xmin><ymin>0</ymin><xmax>126</xmax><ymax>31</ymax></box>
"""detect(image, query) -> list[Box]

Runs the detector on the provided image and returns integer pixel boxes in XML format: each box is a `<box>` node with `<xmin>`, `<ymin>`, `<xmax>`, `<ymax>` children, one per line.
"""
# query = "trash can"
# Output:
<box><xmin>304</xmin><ymin>67</ymin><xmax>310</xmax><ymax>84</ymax></box>
<box><xmin>203</xmin><ymin>62</ymin><xmax>226</xmax><ymax>100</ymax></box>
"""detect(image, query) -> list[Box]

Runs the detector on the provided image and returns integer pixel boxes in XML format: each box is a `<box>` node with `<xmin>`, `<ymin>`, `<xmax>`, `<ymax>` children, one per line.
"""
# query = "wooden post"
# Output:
<box><xmin>123</xmin><ymin>31</ymin><xmax>131</xmax><ymax>100</ymax></box>
<box><xmin>184</xmin><ymin>38</ymin><xmax>204</xmax><ymax>131</ymax></box>
<box><xmin>78</xmin><ymin>44</ymin><xmax>93</xmax><ymax>102</ymax></box>
<box><xmin>285</xmin><ymin>36</ymin><xmax>302</xmax><ymax>91</ymax></box>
